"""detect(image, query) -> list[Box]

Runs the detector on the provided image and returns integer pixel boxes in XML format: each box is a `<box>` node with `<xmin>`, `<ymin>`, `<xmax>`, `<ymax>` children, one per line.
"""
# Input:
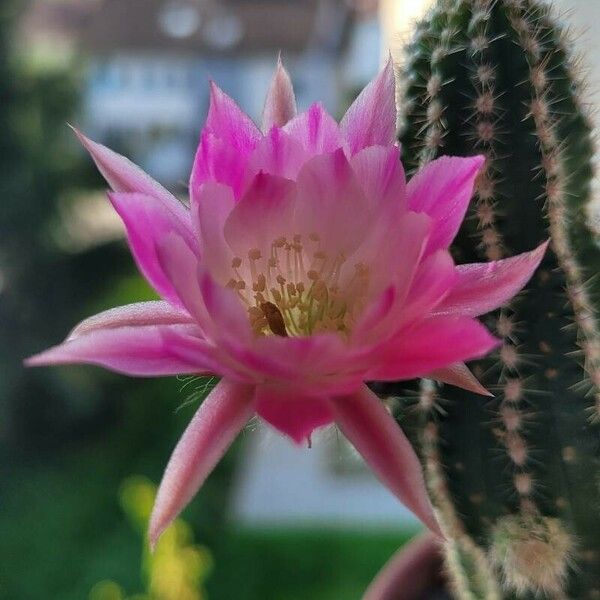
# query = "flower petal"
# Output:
<box><xmin>262</xmin><ymin>57</ymin><xmax>297</xmax><ymax>131</ymax></box>
<box><xmin>68</xmin><ymin>301</ymin><xmax>194</xmax><ymax>340</ymax></box>
<box><xmin>330</xmin><ymin>385</ymin><xmax>441</xmax><ymax>534</ymax></box>
<box><xmin>198</xmin><ymin>267</ymin><xmax>253</xmax><ymax>344</ymax></box>
<box><xmin>193</xmin><ymin>182</ymin><xmax>236</xmax><ymax>284</ymax></box>
<box><xmin>349</xmin><ymin>145</ymin><xmax>406</xmax><ymax>212</ymax></box>
<box><xmin>255</xmin><ymin>385</ymin><xmax>334</xmax><ymax>444</ymax></box>
<box><xmin>190</xmin><ymin>131</ymin><xmax>248</xmax><ymax>200</ymax></box>
<box><xmin>108</xmin><ymin>192</ymin><xmax>196</xmax><ymax>306</ymax></box>
<box><xmin>428</xmin><ymin>363</ymin><xmax>492</xmax><ymax>396</ymax></box>
<box><xmin>190</xmin><ymin>82</ymin><xmax>260</xmax><ymax>199</ymax></box>
<box><xmin>436</xmin><ymin>241</ymin><xmax>548</xmax><ymax>317</ymax></box>
<box><xmin>370</xmin><ymin>316</ymin><xmax>500</xmax><ymax>381</ymax></box>
<box><xmin>294</xmin><ymin>148</ymin><xmax>372</xmax><ymax>256</ymax></box>
<box><xmin>244</xmin><ymin>126</ymin><xmax>308</xmax><ymax>185</ymax></box>
<box><xmin>73</xmin><ymin>128</ymin><xmax>188</xmax><ymax>220</ymax></box>
<box><xmin>407</xmin><ymin>155</ymin><xmax>485</xmax><ymax>255</ymax></box>
<box><xmin>148</xmin><ymin>379</ymin><xmax>256</xmax><ymax>548</ymax></box>
<box><xmin>340</xmin><ymin>57</ymin><xmax>396</xmax><ymax>155</ymax></box>
<box><xmin>363</xmin><ymin>533</ymin><xmax>443</xmax><ymax>600</ymax></box>
<box><xmin>283</xmin><ymin>102</ymin><xmax>342</xmax><ymax>156</ymax></box>
<box><xmin>204</xmin><ymin>81</ymin><xmax>261</xmax><ymax>152</ymax></box>
<box><xmin>224</xmin><ymin>172</ymin><xmax>296</xmax><ymax>259</ymax></box>
<box><xmin>155</xmin><ymin>233</ymin><xmax>210</xmax><ymax>330</ymax></box>
<box><xmin>25</xmin><ymin>324</ymin><xmax>211</xmax><ymax>377</ymax></box>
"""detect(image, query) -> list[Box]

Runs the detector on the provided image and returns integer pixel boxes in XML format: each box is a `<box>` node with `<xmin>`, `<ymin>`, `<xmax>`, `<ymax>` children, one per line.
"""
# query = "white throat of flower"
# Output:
<box><xmin>226</xmin><ymin>233</ymin><xmax>370</xmax><ymax>337</ymax></box>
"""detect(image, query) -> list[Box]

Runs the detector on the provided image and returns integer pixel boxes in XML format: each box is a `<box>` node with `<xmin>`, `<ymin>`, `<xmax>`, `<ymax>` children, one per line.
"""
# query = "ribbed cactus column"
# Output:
<box><xmin>383</xmin><ymin>0</ymin><xmax>600</xmax><ymax>597</ymax></box>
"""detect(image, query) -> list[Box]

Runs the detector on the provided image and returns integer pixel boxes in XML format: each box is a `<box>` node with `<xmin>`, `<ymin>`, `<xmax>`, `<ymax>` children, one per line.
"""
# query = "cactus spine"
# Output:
<box><xmin>382</xmin><ymin>0</ymin><xmax>600</xmax><ymax>597</ymax></box>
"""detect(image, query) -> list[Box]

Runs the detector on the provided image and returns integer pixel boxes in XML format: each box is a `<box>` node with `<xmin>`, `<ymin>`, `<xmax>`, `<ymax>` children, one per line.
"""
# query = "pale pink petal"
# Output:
<box><xmin>370</xmin><ymin>316</ymin><xmax>500</xmax><ymax>381</ymax></box>
<box><xmin>73</xmin><ymin>128</ymin><xmax>188</xmax><ymax>221</ymax></box>
<box><xmin>254</xmin><ymin>334</ymin><xmax>361</xmax><ymax>394</ymax></box>
<box><xmin>428</xmin><ymin>363</ymin><xmax>492</xmax><ymax>396</ymax></box>
<box><xmin>360</xmin><ymin>245</ymin><xmax>456</xmax><ymax>343</ymax></box>
<box><xmin>25</xmin><ymin>324</ymin><xmax>211</xmax><ymax>377</ymax></box>
<box><xmin>155</xmin><ymin>234</ymin><xmax>210</xmax><ymax>331</ymax></box>
<box><xmin>294</xmin><ymin>148</ymin><xmax>372</xmax><ymax>256</ymax></box>
<box><xmin>224</xmin><ymin>172</ymin><xmax>296</xmax><ymax>259</ymax></box>
<box><xmin>349</xmin><ymin>145</ymin><xmax>406</xmax><ymax>212</ymax></box>
<box><xmin>407</xmin><ymin>155</ymin><xmax>485</xmax><ymax>254</ymax></box>
<box><xmin>330</xmin><ymin>385</ymin><xmax>441</xmax><ymax>534</ymax></box>
<box><xmin>243</xmin><ymin>126</ymin><xmax>308</xmax><ymax>185</ymax></box>
<box><xmin>108</xmin><ymin>192</ymin><xmax>196</xmax><ymax>306</ymax></box>
<box><xmin>198</xmin><ymin>267</ymin><xmax>253</xmax><ymax>343</ymax></box>
<box><xmin>436</xmin><ymin>241</ymin><xmax>548</xmax><ymax>317</ymax></box>
<box><xmin>262</xmin><ymin>57</ymin><xmax>297</xmax><ymax>131</ymax></box>
<box><xmin>190</xmin><ymin>131</ymin><xmax>248</xmax><ymax>200</ymax></box>
<box><xmin>68</xmin><ymin>301</ymin><xmax>194</xmax><ymax>340</ymax></box>
<box><xmin>397</xmin><ymin>250</ymin><xmax>457</xmax><ymax>327</ymax></box>
<box><xmin>255</xmin><ymin>385</ymin><xmax>334</xmax><ymax>444</ymax></box>
<box><xmin>148</xmin><ymin>379</ymin><xmax>256</xmax><ymax>548</ymax></box>
<box><xmin>363</xmin><ymin>533</ymin><xmax>443</xmax><ymax>600</ymax></box>
<box><xmin>192</xmin><ymin>182</ymin><xmax>236</xmax><ymax>284</ymax></box>
<box><xmin>340</xmin><ymin>58</ymin><xmax>396</xmax><ymax>155</ymax></box>
<box><xmin>283</xmin><ymin>102</ymin><xmax>342</xmax><ymax>156</ymax></box>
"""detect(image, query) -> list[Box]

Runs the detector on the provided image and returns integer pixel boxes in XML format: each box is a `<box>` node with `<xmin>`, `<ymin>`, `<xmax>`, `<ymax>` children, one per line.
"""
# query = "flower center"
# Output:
<box><xmin>226</xmin><ymin>233</ymin><xmax>370</xmax><ymax>337</ymax></box>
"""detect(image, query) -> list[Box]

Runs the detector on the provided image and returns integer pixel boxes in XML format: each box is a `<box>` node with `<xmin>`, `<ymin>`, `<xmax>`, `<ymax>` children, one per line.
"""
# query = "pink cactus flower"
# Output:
<box><xmin>26</xmin><ymin>58</ymin><xmax>547</xmax><ymax>547</ymax></box>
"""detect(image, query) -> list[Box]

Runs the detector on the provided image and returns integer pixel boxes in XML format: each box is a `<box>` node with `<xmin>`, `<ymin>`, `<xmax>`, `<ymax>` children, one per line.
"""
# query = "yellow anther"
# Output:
<box><xmin>248</xmin><ymin>248</ymin><xmax>262</xmax><ymax>260</ymax></box>
<box><xmin>231</xmin><ymin>257</ymin><xmax>242</xmax><ymax>268</ymax></box>
<box><xmin>276</xmin><ymin>275</ymin><xmax>286</xmax><ymax>285</ymax></box>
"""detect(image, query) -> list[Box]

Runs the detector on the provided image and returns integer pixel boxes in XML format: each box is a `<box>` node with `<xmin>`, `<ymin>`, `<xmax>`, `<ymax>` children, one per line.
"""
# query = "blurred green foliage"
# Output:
<box><xmin>89</xmin><ymin>476</ymin><xmax>213</xmax><ymax>600</ymax></box>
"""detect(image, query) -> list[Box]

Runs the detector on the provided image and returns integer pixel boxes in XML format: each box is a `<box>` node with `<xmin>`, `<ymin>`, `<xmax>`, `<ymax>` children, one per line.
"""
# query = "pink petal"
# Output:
<box><xmin>68</xmin><ymin>301</ymin><xmax>194</xmax><ymax>340</ymax></box>
<box><xmin>407</xmin><ymin>155</ymin><xmax>485</xmax><ymax>255</ymax></box>
<box><xmin>244</xmin><ymin>126</ymin><xmax>308</xmax><ymax>185</ymax></box>
<box><xmin>363</xmin><ymin>533</ymin><xmax>443</xmax><ymax>600</ymax></box>
<box><xmin>262</xmin><ymin>57</ymin><xmax>297</xmax><ymax>131</ymax></box>
<box><xmin>370</xmin><ymin>316</ymin><xmax>500</xmax><ymax>381</ymax></box>
<box><xmin>148</xmin><ymin>379</ymin><xmax>256</xmax><ymax>548</ymax></box>
<box><xmin>190</xmin><ymin>131</ymin><xmax>248</xmax><ymax>200</ymax></box>
<box><xmin>25</xmin><ymin>324</ymin><xmax>211</xmax><ymax>377</ymax></box>
<box><xmin>437</xmin><ymin>241</ymin><xmax>548</xmax><ymax>317</ymax></box>
<box><xmin>340</xmin><ymin>58</ymin><xmax>396</xmax><ymax>155</ymax></box>
<box><xmin>294</xmin><ymin>148</ymin><xmax>372</xmax><ymax>256</ymax></box>
<box><xmin>283</xmin><ymin>102</ymin><xmax>342</xmax><ymax>156</ymax></box>
<box><xmin>108</xmin><ymin>192</ymin><xmax>196</xmax><ymax>306</ymax></box>
<box><xmin>193</xmin><ymin>182</ymin><xmax>236</xmax><ymax>284</ymax></box>
<box><xmin>330</xmin><ymin>385</ymin><xmax>441</xmax><ymax>534</ymax></box>
<box><xmin>428</xmin><ymin>362</ymin><xmax>492</xmax><ymax>396</ymax></box>
<box><xmin>198</xmin><ymin>267</ymin><xmax>253</xmax><ymax>344</ymax></box>
<box><xmin>155</xmin><ymin>234</ymin><xmax>210</xmax><ymax>330</ymax></box>
<box><xmin>397</xmin><ymin>250</ymin><xmax>457</xmax><ymax>327</ymax></box>
<box><xmin>349</xmin><ymin>145</ymin><xmax>406</xmax><ymax>212</ymax></box>
<box><xmin>204</xmin><ymin>82</ymin><xmax>260</xmax><ymax>153</ymax></box>
<box><xmin>255</xmin><ymin>385</ymin><xmax>334</xmax><ymax>444</ymax></box>
<box><xmin>341</xmin><ymin>210</ymin><xmax>430</xmax><ymax>307</ymax></box>
<box><xmin>73</xmin><ymin>128</ymin><xmax>188</xmax><ymax>221</ymax></box>
<box><xmin>224</xmin><ymin>172</ymin><xmax>296</xmax><ymax>259</ymax></box>
<box><xmin>190</xmin><ymin>82</ymin><xmax>260</xmax><ymax>199</ymax></box>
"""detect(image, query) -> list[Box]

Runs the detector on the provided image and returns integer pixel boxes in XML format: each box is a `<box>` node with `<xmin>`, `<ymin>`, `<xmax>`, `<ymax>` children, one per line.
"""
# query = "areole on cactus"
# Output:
<box><xmin>25</xmin><ymin>54</ymin><xmax>546</xmax><ymax>555</ymax></box>
<box><xmin>371</xmin><ymin>0</ymin><xmax>600</xmax><ymax>598</ymax></box>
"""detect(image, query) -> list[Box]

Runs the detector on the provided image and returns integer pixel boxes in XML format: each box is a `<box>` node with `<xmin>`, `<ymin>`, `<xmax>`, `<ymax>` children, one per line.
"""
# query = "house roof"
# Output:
<box><xmin>22</xmin><ymin>0</ymin><xmax>354</xmax><ymax>57</ymax></box>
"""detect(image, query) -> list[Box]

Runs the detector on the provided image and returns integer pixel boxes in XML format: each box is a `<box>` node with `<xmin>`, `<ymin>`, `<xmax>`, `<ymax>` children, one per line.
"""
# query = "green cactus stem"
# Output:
<box><xmin>377</xmin><ymin>0</ymin><xmax>600</xmax><ymax>597</ymax></box>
